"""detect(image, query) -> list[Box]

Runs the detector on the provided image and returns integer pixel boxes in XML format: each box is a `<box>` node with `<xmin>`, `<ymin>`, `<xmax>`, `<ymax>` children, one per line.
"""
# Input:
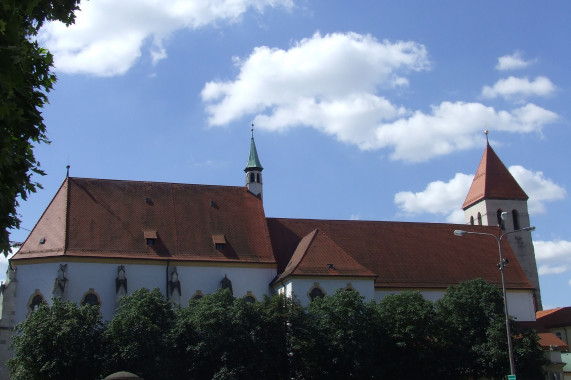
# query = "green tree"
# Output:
<box><xmin>103</xmin><ymin>288</ymin><xmax>177</xmax><ymax>379</ymax></box>
<box><xmin>436</xmin><ymin>278</ymin><xmax>507</xmax><ymax>378</ymax></box>
<box><xmin>172</xmin><ymin>289</ymin><xmax>265</xmax><ymax>380</ymax></box>
<box><xmin>305</xmin><ymin>289</ymin><xmax>389</xmax><ymax>379</ymax></box>
<box><xmin>8</xmin><ymin>299</ymin><xmax>104</xmax><ymax>380</ymax></box>
<box><xmin>0</xmin><ymin>0</ymin><xmax>80</xmax><ymax>254</ymax></box>
<box><xmin>435</xmin><ymin>278</ymin><xmax>545</xmax><ymax>379</ymax></box>
<box><xmin>377</xmin><ymin>291</ymin><xmax>442</xmax><ymax>379</ymax></box>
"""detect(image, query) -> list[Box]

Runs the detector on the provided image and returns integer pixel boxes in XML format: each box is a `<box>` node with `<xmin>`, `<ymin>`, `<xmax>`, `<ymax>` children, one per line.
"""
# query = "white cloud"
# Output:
<box><xmin>495</xmin><ymin>51</ymin><xmax>534</xmax><ymax>71</ymax></box>
<box><xmin>394</xmin><ymin>166</ymin><xmax>565</xmax><ymax>222</ymax></box>
<box><xmin>39</xmin><ymin>0</ymin><xmax>294</xmax><ymax>76</ymax></box>
<box><xmin>203</xmin><ymin>32</ymin><xmax>429</xmax><ymax>129</ymax></box>
<box><xmin>203</xmin><ymin>32</ymin><xmax>558</xmax><ymax>162</ymax></box>
<box><xmin>394</xmin><ymin>173</ymin><xmax>473</xmax><ymax>222</ymax></box>
<box><xmin>535</xmin><ymin>240</ymin><xmax>571</xmax><ymax>276</ymax></box>
<box><xmin>508</xmin><ymin>165</ymin><xmax>566</xmax><ymax>214</ymax></box>
<box><xmin>481</xmin><ymin>76</ymin><xmax>556</xmax><ymax>100</ymax></box>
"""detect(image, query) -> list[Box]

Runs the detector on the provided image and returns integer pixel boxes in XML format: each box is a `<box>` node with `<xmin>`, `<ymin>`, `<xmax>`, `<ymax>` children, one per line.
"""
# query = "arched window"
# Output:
<box><xmin>29</xmin><ymin>292</ymin><xmax>45</xmax><ymax>312</ymax></box>
<box><xmin>309</xmin><ymin>286</ymin><xmax>325</xmax><ymax>301</ymax></box>
<box><xmin>512</xmin><ymin>209</ymin><xmax>520</xmax><ymax>230</ymax></box>
<box><xmin>249</xmin><ymin>173</ymin><xmax>255</xmax><ymax>183</ymax></box>
<box><xmin>81</xmin><ymin>289</ymin><xmax>101</xmax><ymax>307</ymax></box>
<box><xmin>191</xmin><ymin>291</ymin><xmax>204</xmax><ymax>301</ymax></box>
<box><xmin>470</xmin><ymin>216</ymin><xmax>474</xmax><ymax>225</ymax></box>
<box><xmin>477</xmin><ymin>212</ymin><xmax>482</xmax><ymax>225</ymax></box>
<box><xmin>497</xmin><ymin>209</ymin><xmax>504</xmax><ymax>230</ymax></box>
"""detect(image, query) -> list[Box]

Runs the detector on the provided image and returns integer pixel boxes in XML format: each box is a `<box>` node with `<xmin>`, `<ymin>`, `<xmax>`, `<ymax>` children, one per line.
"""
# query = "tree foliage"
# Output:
<box><xmin>103</xmin><ymin>288</ymin><xmax>177</xmax><ymax>379</ymax></box>
<box><xmin>8</xmin><ymin>281</ymin><xmax>547</xmax><ymax>379</ymax></box>
<box><xmin>7</xmin><ymin>299</ymin><xmax>104</xmax><ymax>380</ymax></box>
<box><xmin>0</xmin><ymin>0</ymin><xmax>80</xmax><ymax>254</ymax></box>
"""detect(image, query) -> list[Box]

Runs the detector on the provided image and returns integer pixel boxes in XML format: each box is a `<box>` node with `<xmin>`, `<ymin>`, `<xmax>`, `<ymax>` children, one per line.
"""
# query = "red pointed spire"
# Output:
<box><xmin>462</xmin><ymin>143</ymin><xmax>528</xmax><ymax>210</ymax></box>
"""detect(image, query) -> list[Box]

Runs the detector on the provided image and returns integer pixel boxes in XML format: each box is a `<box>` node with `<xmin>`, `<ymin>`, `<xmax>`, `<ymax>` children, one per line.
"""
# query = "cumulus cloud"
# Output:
<box><xmin>509</xmin><ymin>165</ymin><xmax>566</xmax><ymax>214</ymax></box>
<box><xmin>38</xmin><ymin>0</ymin><xmax>293</xmax><ymax>76</ymax></box>
<box><xmin>394</xmin><ymin>173</ymin><xmax>473</xmax><ymax>223</ymax></box>
<box><xmin>495</xmin><ymin>51</ymin><xmax>534</xmax><ymax>71</ymax></box>
<box><xmin>535</xmin><ymin>240</ymin><xmax>571</xmax><ymax>276</ymax></box>
<box><xmin>203</xmin><ymin>32</ymin><xmax>558</xmax><ymax>162</ymax></box>
<box><xmin>482</xmin><ymin>76</ymin><xmax>556</xmax><ymax>100</ymax></box>
<box><xmin>394</xmin><ymin>166</ymin><xmax>565</xmax><ymax>222</ymax></box>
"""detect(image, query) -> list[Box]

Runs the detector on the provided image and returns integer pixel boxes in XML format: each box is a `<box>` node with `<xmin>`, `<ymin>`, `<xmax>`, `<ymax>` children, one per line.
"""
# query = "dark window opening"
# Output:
<box><xmin>470</xmin><ymin>216</ymin><xmax>474</xmax><ymax>225</ymax></box>
<box><xmin>512</xmin><ymin>209</ymin><xmax>520</xmax><ymax>230</ymax></box>
<box><xmin>497</xmin><ymin>209</ymin><xmax>505</xmax><ymax>230</ymax></box>
<box><xmin>146</xmin><ymin>238</ymin><xmax>156</xmax><ymax>246</ymax></box>
<box><xmin>309</xmin><ymin>287</ymin><xmax>325</xmax><ymax>301</ymax></box>
<box><xmin>477</xmin><ymin>212</ymin><xmax>482</xmax><ymax>225</ymax></box>
<box><xmin>82</xmin><ymin>293</ymin><xmax>100</xmax><ymax>307</ymax></box>
<box><xmin>215</xmin><ymin>243</ymin><xmax>225</xmax><ymax>251</ymax></box>
<box><xmin>30</xmin><ymin>294</ymin><xmax>45</xmax><ymax>311</ymax></box>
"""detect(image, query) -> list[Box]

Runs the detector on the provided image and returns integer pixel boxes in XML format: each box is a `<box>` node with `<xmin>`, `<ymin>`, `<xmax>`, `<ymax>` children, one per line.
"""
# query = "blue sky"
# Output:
<box><xmin>6</xmin><ymin>0</ymin><xmax>571</xmax><ymax>309</ymax></box>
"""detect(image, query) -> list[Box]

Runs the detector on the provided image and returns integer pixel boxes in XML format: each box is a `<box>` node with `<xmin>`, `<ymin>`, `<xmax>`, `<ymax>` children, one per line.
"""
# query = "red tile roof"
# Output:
<box><xmin>463</xmin><ymin>144</ymin><xmax>528</xmax><ymax>210</ymax></box>
<box><xmin>14</xmin><ymin>177</ymin><xmax>534</xmax><ymax>293</ymax></box>
<box><xmin>14</xmin><ymin>178</ymin><xmax>275</xmax><ymax>264</ymax></box>
<box><xmin>272</xmin><ymin>228</ymin><xmax>376</xmax><ymax>284</ymax></box>
<box><xmin>536</xmin><ymin>307</ymin><xmax>571</xmax><ymax>329</ymax></box>
<box><xmin>267</xmin><ymin>218</ymin><xmax>532</xmax><ymax>290</ymax></box>
<box><xmin>518</xmin><ymin>321</ymin><xmax>569</xmax><ymax>350</ymax></box>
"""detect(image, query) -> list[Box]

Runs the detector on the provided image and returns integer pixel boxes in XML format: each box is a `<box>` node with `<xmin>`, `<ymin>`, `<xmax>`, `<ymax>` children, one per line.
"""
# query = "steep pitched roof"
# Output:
<box><xmin>13</xmin><ymin>177</ymin><xmax>275</xmax><ymax>264</ymax></box>
<box><xmin>272</xmin><ymin>228</ymin><xmax>376</xmax><ymax>284</ymax></box>
<box><xmin>245</xmin><ymin>135</ymin><xmax>263</xmax><ymax>171</ymax></box>
<box><xmin>463</xmin><ymin>144</ymin><xmax>528</xmax><ymax>210</ymax></box>
<box><xmin>536</xmin><ymin>307</ymin><xmax>571</xmax><ymax>329</ymax></box>
<box><xmin>267</xmin><ymin>218</ymin><xmax>532</xmax><ymax>290</ymax></box>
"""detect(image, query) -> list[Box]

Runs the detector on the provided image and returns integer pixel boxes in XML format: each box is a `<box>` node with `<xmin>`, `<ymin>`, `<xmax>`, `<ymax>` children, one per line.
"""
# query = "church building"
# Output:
<box><xmin>0</xmin><ymin>132</ymin><xmax>544</xmax><ymax>375</ymax></box>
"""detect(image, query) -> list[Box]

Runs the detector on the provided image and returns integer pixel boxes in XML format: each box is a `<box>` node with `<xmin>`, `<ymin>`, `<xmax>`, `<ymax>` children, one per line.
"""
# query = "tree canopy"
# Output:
<box><xmin>8</xmin><ymin>281</ymin><xmax>547</xmax><ymax>380</ymax></box>
<box><xmin>0</xmin><ymin>0</ymin><xmax>80</xmax><ymax>254</ymax></box>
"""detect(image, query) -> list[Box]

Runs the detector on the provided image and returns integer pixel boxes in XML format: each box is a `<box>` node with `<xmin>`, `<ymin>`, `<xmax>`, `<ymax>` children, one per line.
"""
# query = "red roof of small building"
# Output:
<box><xmin>267</xmin><ymin>218</ymin><xmax>533</xmax><ymax>290</ymax></box>
<box><xmin>14</xmin><ymin>177</ymin><xmax>275</xmax><ymax>264</ymax></box>
<box><xmin>272</xmin><ymin>228</ymin><xmax>376</xmax><ymax>284</ymax></box>
<box><xmin>463</xmin><ymin>144</ymin><xmax>528</xmax><ymax>210</ymax></box>
<box><xmin>536</xmin><ymin>307</ymin><xmax>571</xmax><ymax>329</ymax></box>
<box><xmin>518</xmin><ymin>320</ymin><xmax>570</xmax><ymax>351</ymax></box>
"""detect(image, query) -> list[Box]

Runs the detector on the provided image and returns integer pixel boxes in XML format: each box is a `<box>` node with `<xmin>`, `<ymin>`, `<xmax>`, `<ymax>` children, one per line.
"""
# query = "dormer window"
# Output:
<box><xmin>144</xmin><ymin>230</ymin><xmax>157</xmax><ymax>246</ymax></box>
<box><xmin>212</xmin><ymin>233</ymin><xmax>226</xmax><ymax>250</ymax></box>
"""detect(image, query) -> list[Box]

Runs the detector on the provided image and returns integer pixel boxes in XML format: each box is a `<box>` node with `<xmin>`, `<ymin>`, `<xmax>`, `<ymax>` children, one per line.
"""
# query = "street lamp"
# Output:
<box><xmin>453</xmin><ymin>212</ymin><xmax>535</xmax><ymax>377</ymax></box>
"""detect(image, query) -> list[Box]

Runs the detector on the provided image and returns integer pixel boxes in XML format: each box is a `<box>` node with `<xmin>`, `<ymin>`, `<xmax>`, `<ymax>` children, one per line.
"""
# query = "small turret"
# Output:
<box><xmin>245</xmin><ymin>126</ymin><xmax>263</xmax><ymax>199</ymax></box>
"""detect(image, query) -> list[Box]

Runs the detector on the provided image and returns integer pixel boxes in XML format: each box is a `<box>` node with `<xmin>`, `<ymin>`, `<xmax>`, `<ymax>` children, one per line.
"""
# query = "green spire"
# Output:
<box><xmin>245</xmin><ymin>127</ymin><xmax>263</xmax><ymax>172</ymax></box>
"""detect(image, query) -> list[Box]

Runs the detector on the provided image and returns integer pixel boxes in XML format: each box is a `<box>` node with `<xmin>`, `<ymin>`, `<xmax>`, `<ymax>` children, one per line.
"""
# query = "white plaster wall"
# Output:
<box><xmin>13</xmin><ymin>261</ymin><xmax>276</xmax><ymax>322</ymax></box>
<box><xmin>276</xmin><ymin>278</ymin><xmax>375</xmax><ymax>307</ymax></box>
<box><xmin>374</xmin><ymin>288</ymin><xmax>535</xmax><ymax>321</ymax></box>
<box><xmin>464</xmin><ymin>199</ymin><xmax>531</xmax><ymax>229</ymax></box>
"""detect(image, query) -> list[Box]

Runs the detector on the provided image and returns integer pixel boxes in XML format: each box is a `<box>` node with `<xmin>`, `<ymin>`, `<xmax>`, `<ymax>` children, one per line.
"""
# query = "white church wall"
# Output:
<box><xmin>13</xmin><ymin>261</ymin><xmax>277</xmax><ymax>322</ymax></box>
<box><xmin>276</xmin><ymin>277</ymin><xmax>375</xmax><ymax>307</ymax></box>
<box><xmin>375</xmin><ymin>288</ymin><xmax>536</xmax><ymax>321</ymax></box>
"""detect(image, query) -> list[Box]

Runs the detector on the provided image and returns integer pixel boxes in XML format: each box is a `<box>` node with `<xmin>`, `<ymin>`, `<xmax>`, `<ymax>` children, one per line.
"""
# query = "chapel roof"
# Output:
<box><xmin>272</xmin><ymin>228</ymin><xmax>376</xmax><ymax>284</ymax></box>
<box><xmin>536</xmin><ymin>307</ymin><xmax>571</xmax><ymax>329</ymax></box>
<box><xmin>13</xmin><ymin>177</ymin><xmax>275</xmax><ymax>264</ymax></box>
<box><xmin>462</xmin><ymin>143</ymin><xmax>528</xmax><ymax>210</ymax></box>
<box><xmin>267</xmin><ymin>218</ymin><xmax>532</xmax><ymax>290</ymax></box>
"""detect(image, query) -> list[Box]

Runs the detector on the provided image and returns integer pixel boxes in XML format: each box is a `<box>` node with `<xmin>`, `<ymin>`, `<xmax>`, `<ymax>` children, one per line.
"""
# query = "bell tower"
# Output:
<box><xmin>245</xmin><ymin>126</ymin><xmax>263</xmax><ymax>199</ymax></box>
<box><xmin>462</xmin><ymin>133</ymin><xmax>542</xmax><ymax>309</ymax></box>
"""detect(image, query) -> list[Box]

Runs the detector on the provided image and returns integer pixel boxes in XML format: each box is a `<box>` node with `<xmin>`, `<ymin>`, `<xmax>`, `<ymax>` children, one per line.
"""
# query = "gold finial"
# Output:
<box><xmin>484</xmin><ymin>129</ymin><xmax>489</xmax><ymax>145</ymax></box>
